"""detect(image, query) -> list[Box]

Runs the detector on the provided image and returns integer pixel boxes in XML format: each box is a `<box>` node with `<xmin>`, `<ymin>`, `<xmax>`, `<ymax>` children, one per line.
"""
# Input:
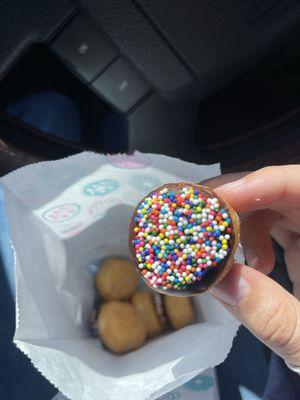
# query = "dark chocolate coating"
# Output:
<box><xmin>129</xmin><ymin>182</ymin><xmax>240</xmax><ymax>297</ymax></box>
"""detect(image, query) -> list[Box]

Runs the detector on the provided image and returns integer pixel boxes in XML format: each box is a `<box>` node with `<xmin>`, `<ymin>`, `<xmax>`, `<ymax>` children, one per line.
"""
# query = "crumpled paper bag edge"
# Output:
<box><xmin>13</xmin><ymin>318</ymin><xmax>240</xmax><ymax>400</ymax></box>
<box><xmin>11</xmin><ymin>238</ymin><xmax>71</xmax><ymax>399</ymax></box>
<box><xmin>14</xmin><ymin>339</ymin><xmax>71</xmax><ymax>400</ymax></box>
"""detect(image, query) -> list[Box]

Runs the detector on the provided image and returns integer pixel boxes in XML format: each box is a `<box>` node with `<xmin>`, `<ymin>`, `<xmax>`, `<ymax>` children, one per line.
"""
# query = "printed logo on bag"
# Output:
<box><xmin>83</xmin><ymin>179</ymin><xmax>118</xmax><ymax>196</ymax></box>
<box><xmin>42</xmin><ymin>203</ymin><xmax>81</xmax><ymax>223</ymax></box>
<box><xmin>129</xmin><ymin>175</ymin><xmax>161</xmax><ymax>193</ymax></box>
<box><xmin>89</xmin><ymin>198</ymin><xmax>121</xmax><ymax>219</ymax></box>
<box><xmin>108</xmin><ymin>153</ymin><xmax>151</xmax><ymax>169</ymax></box>
<box><xmin>184</xmin><ymin>374</ymin><xmax>214</xmax><ymax>391</ymax></box>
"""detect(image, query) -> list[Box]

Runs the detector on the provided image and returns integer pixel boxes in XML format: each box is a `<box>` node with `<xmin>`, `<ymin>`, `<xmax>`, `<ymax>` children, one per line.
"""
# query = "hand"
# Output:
<box><xmin>204</xmin><ymin>166</ymin><xmax>300</xmax><ymax>368</ymax></box>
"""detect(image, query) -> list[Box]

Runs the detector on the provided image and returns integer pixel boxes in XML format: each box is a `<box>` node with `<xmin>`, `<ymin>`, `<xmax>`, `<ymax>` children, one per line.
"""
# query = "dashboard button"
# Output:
<box><xmin>51</xmin><ymin>14</ymin><xmax>117</xmax><ymax>82</ymax></box>
<box><xmin>91</xmin><ymin>59</ymin><xmax>149</xmax><ymax>113</ymax></box>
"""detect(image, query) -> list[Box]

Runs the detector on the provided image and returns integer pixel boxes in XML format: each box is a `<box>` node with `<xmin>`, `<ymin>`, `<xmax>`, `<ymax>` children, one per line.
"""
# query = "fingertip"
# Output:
<box><xmin>244</xmin><ymin>247</ymin><xmax>275</xmax><ymax>275</ymax></box>
<box><xmin>240</xmin><ymin>210</ymin><xmax>277</xmax><ymax>275</ymax></box>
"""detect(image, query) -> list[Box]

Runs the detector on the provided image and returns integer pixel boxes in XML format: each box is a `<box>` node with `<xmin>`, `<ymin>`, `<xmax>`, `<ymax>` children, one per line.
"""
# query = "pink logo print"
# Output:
<box><xmin>108</xmin><ymin>153</ymin><xmax>151</xmax><ymax>169</ymax></box>
<box><xmin>43</xmin><ymin>203</ymin><xmax>81</xmax><ymax>223</ymax></box>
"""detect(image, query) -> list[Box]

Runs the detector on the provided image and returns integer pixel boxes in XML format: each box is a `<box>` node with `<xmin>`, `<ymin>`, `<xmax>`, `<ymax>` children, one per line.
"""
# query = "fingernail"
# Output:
<box><xmin>210</xmin><ymin>267</ymin><xmax>250</xmax><ymax>306</ymax></box>
<box><xmin>244</xmin><ymin>249</ymin><xmax>261</xmax><ymax>269</ymax></box>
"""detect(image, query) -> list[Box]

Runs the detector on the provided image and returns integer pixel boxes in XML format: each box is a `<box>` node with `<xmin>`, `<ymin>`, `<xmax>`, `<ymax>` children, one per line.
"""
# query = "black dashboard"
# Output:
<box><xmin>1</xmin><ymin>0</ymin><xmax>300</xmax><ymax>171</ymax></box>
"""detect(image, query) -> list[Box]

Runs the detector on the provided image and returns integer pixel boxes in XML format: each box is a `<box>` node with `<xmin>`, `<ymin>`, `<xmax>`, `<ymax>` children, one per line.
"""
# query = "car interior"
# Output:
<box><xmin>1</xmin><ymin>1</ymin><xmax>300</xmax><ymax>399</ymax></box>
<box><xmin>1</xmin><ymin>1</ymin><xmax>300</xmax><ymax>176</ymax></box>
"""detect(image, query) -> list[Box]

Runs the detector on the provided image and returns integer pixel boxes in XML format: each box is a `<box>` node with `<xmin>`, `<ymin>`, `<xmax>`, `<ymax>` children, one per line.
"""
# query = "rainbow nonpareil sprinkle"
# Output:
<box><xmin>132</xmin><ymin>186</ymin><xmax>233</xmax><ymax>291</ymax></box>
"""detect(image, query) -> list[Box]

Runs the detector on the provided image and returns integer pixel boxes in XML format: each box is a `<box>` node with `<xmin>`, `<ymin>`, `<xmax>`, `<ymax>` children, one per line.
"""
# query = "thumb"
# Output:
<box><xmin>210</xmin><ymin>263</ymin><xmax>300</xmax><ymax>367</ymax></box>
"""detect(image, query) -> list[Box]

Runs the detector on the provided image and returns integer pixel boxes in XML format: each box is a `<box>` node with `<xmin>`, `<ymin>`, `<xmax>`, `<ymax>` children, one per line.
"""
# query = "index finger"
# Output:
<box><xmin>207</xmin><ymin>165</ymin><xmax>300</xmax><ymax>213</ymax></box>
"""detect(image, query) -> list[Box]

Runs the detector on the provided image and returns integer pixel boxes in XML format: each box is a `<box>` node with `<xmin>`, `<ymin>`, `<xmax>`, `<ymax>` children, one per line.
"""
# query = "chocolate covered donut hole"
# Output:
<box><xmin>129</xmin><ymin>183</ymin><xmax>239</xmax><ymax>296</ymax></box>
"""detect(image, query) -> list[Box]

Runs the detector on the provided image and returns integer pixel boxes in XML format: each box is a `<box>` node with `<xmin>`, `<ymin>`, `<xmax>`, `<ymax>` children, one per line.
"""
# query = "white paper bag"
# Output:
<box><xmin>2</xmin><ymin>152</ymin><xmax>241</xmax><ymax>400</ymax></box>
